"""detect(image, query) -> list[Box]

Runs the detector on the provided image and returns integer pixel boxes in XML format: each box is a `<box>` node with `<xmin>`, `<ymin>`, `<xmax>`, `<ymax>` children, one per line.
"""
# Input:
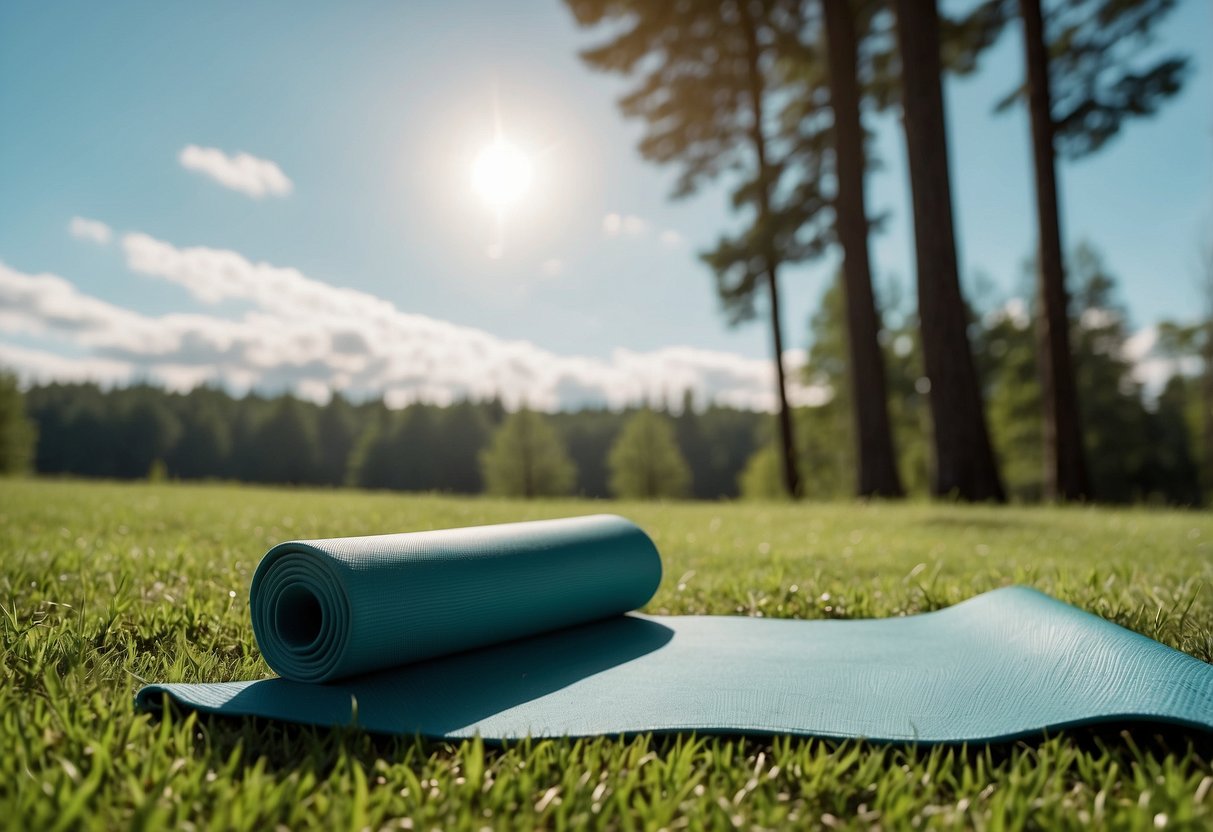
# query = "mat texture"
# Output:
<box><xmin>138</xmin><ymin>514</ymin><xmax>1213</xmax><ymax>742</ymax></box>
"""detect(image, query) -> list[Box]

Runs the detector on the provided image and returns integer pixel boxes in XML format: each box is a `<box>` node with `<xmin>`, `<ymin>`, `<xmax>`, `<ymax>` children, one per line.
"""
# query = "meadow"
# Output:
<box><xmin>2</xmin><ymin>478</ymin><xmax>1211</xmax><ymax>830</ymax></box>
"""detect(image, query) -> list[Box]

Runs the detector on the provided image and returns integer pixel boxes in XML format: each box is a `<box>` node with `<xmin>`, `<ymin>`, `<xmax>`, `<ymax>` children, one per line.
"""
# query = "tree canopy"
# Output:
<box><xmin>608</xmin><ymin>410</ymin><xmax>692</xmax><ymax>499</ymax></box>
<box><xmin>480</xmin><ymin>409</ymin><xmax>577</xmax><ymax>498</ymax></box>
<box><xmin>0</xmin><ymin>372</ymin><xmax>36</xmax><ymax>475</ymax></box>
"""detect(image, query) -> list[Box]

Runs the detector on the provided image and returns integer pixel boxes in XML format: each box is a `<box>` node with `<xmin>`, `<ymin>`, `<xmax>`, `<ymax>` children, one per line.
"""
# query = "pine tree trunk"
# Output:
<box><xmin>822</xmin><ymin>0</ymin><xmax>904</xmax><ymax>499</ymax></box>
<box><xmin>1203</xmin><ymin>319</ymin><xmax>1213</xmax><ymax>500</ymax></box>
<box><xmin>892</xmin><ymin>0</ymin><xmax>1005</xmax><ymax>501</ymax></box>
<box><xmin>766</xmin><ymin>265</ymin><xmax>802</xmax><ymax>498</ymax></box>
<box><xmin>521</xmin><ymin>411</ymin><xmax>535</xmax><ymax>499</ymax></box>
<box><xmin>739</xmin><ymin>1</ymin><xmax>802</xmax><ymax>499</ymax></box>
<box><xmin>1019</xmin><ymin>0</ymin><xmax>1089</xmax><ymax>502</ymax></box>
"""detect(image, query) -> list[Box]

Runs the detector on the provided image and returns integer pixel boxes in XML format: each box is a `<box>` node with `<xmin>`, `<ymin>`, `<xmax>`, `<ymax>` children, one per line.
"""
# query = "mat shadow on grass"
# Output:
<box><xmin>149</xmin><ymin>615</ymin><xmax>674</xmax><ymax>736</ymax></box>
<box><xmin>160</xmin><ymin>709</ymin><xmax>1211</xmax><ymax>779</ymax></box>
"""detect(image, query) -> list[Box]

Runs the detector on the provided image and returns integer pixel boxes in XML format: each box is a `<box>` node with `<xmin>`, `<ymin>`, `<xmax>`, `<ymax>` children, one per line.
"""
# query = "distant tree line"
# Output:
<box><xmin>3</xmin><ymin>377</ymin><xmax>765</xmax><ymax>500</ymax></box>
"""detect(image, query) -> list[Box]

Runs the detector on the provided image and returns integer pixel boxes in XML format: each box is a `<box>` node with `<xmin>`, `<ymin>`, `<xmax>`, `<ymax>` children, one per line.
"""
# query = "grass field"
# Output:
<box><xmin>2</xmin><ymin>479</ymin><xmax>1211</xmax><ymax>830</ymax></box>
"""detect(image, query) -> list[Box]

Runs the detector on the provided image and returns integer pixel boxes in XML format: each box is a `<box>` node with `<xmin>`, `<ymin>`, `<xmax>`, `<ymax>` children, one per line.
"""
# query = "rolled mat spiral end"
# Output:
<box><xmin>251</xmin><ymin>546</ymin><xmax>352</xmax><ymax>684</ymax></box>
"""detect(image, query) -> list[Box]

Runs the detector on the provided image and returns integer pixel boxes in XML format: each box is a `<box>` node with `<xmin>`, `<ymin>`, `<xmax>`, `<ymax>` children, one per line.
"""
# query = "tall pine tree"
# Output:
<box><xmin>959</xmin><ymin>0</ymin><xmax>1190</xmax><ymax>500</ymax></box>
<box><xmin>818</xmin><ymin>0</ymin><xmax>903</xmax><ymax>497</ymax></box>
<box><xmin>891</xmin><ymin>0</ymin><xmax>1006</xmax><ymax>501</ymax></box>
<box><xmin>567</xmin><ymin>0</ymin><xmax>832</xmax><ymax>499</ymax></box>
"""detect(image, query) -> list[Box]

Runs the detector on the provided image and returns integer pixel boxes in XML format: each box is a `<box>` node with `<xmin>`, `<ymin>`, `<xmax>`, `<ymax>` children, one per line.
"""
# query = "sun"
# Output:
<box><xmin>471</xmin><ymin>139</ymin><xmax>532</xmax><ymax>209</ymax></box>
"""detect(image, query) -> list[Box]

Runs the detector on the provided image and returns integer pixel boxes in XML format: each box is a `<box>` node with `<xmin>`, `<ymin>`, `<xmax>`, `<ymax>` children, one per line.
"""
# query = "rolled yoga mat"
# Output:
<box><xmin>137</xmin><ymin>514</ymin><xmax>1213</xmax><ymax>742</ymax></box>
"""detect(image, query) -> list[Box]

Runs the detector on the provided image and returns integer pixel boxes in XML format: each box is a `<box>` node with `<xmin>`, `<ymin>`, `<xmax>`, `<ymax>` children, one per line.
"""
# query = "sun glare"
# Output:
<box><xmin>471</xmin><ymin>139</ymin><xmax>533</xmax><ymax>209</ymax></box>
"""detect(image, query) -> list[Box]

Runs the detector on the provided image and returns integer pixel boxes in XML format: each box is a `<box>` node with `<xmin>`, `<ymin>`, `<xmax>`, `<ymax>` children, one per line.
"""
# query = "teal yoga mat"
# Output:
<box><xmin>138</xmin><ymin>514</ymin><xmax>1213</xmax><ymax>742</ymax></box>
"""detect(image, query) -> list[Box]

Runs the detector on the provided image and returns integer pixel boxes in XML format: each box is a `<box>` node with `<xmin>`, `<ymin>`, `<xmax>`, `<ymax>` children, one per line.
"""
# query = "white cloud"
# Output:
<box><xmin>540</xmin><ymin>258</ymin><xmax>563</xmax><ymax>278</ymax></box>
<box><xmin>623</xmin><ymin>215</ymin><xmax>648</xmax><ymax>236</ymax></box>
<box><xmin>603</xmin><ymin>213</ymin><xmax>686</xmax><ymax>249</ymax></box>
<box><xmin>10</xmin><ymin>242</ymin><xmax>1195</xmax><ymax>414</ymax></box>
<box><xmin>1124</xmin><ymin>324</ymin><xmax>1203</xmax><ymax>399</ymax></box>
<box><xmin>658</xmin><ymin>229</ymin><xmax>685</xmax><ymax>248</ymax></box>
<box><xmin>1123</xmin><ymin>325</ymin><xmax>1157</xmax><ymax>364</ymax></box>
<box><xmin>983</xmin><ymin>297</ymin><xmax>1029</xmax><ymax>329</ymax></box>
<box><xmin>978</xmin><ymin>301</ymin><xmax>1202</xmax><ymax>401</ymax></box>
<box><xmin>0</xmin><ymin>238</ymin><xmax>827</xmax><ymax>412</ymax></box>
<box><xmin>68</xmin><ymin>216</ymin><xmax>112</xmax><ymax>246</ymax></box>
<box><xmin>178</xmin><ymin>145</ymin><xmax>293</xmax><ymax>199</ymax></box>
<box><xmin>1079</xmin><ymin>307</ymin><xmax>1120</xmax><ymax>331</ymax></box>
<box><xmin>602</xmin><ymin>212</ymin><xmax>648</xmax><ymax>238</ymax></box>
<box><xmin>0</xmin><ymin>261</ymin><xmax>165</xmax><ymax>350</ymax></box>
<box><xmin>0</xmin><ymin>342</ymin><xmax>132</xmax><ymax>387</ymax></box>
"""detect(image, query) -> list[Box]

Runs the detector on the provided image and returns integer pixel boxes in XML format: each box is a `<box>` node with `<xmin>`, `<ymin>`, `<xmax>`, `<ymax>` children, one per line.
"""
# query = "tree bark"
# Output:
<box><xmin>522</xmin><ymin>412</ymin><xmax>534</xmax><ymax>499</ymax></box>
<box><xmin>892</xmin><ymin>0</ymin><xmax>1005</xmax><ymax>501</ymax></box>
<box><xmin>766</xmin><ymin>265</ymin><xmax>802</xmax><ymax>498</ymax></box>
<box><xmin>1019</xmin><ymin>0</ymin><xmax>1089</xmax><ymax>502</ymax></box>
<box><xmin>740</xmin><ymin>2</ymin><xmax>802</xmax><ymax>499</ymax></box>
<box><xmin>822</xmin><ymin>0</ymin><xmax>904</xmax><ymax>498</ymax></box>
<box><xmin>1203</xmin><ymin>315</ymin><xmax>1213</xmax><ymax>501</ymax></box>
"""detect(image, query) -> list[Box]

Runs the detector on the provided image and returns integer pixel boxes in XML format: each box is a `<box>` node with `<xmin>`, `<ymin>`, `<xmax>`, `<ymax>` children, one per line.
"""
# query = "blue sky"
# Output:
<box><xmin>1</xmin><ymin>0</ymin><xmax>1209</xmax><ymax>410</ymax></box>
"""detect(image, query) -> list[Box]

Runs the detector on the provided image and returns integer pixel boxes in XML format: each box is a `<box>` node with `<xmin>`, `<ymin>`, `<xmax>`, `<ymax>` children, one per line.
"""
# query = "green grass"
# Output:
<box><xmin>2</xmin><ymin>479</ymin><xmax>1212</xmax><ymax>830</ymax></box>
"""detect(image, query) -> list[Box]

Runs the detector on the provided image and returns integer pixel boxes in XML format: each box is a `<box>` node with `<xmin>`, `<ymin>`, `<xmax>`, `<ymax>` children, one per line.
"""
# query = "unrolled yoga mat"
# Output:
<box><xmin>137</xmin><ymin>514</ymin><xmax>1213</xmax><ymax>742</ymax></box>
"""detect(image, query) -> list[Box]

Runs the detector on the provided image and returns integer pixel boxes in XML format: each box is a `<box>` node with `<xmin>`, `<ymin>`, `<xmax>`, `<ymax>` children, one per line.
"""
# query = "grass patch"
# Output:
<box><xmin>2</xmin><ymin>479</ymin><xmax>1211</xmax><ymax>829</ymax></box>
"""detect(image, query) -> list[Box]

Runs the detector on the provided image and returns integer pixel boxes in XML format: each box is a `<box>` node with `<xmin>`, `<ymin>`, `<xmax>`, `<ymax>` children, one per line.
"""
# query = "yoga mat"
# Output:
<box><xmin>138</xmin><ymin>514</ymin><xmax>1213</xmax><ymax>743</ymax></box>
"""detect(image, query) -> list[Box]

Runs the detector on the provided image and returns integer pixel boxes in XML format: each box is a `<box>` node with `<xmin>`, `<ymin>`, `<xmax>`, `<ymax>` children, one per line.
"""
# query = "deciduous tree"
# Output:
<box><xmin>0</xmin><ymin>371</ymin><xmax>35</xmax><ymax>475</ymax></box>
<box><xmin>608</xmin><ymin>409</ymin><xmax>692</xmax><ymax>499</ymax></box>
<box><xmin>480</xmin><ymin>409</ymin><xmax>576</xmax><ymax>498</ymax></box>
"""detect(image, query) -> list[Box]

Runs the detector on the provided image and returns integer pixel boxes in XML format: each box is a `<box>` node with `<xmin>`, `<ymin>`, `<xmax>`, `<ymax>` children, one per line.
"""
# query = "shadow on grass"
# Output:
<box><xmin>150</xmin><ymin>700</ymin><xmax>1211</xmax><ymax>779</ymax></box>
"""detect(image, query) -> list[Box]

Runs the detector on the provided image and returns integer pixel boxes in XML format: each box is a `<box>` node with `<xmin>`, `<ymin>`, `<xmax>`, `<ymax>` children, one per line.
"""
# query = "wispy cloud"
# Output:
<box><xmin>0</xmin><ymin>235</ymin><xmax>826</xmax><ymax>411</ymax></box>
<box><xmin>68</xmin><ymin>216</ymin><xmax>112</xmax><ymax>246</ymax></box>
<box><xmin>982</xmin><ymin>297</ymin><xmax>1029</xmax><ymax>329</ymax></box>
<box><xmin>603</xmin><ymin>212</ymin><xmax>685</xmax><ymax>249</ymax></box>
<box><xmin>1123</xmin><ymin>324</ymin><xmax>1203</xmax><ymax>398</ymax></box>
<box><xmin>178</xmin><ymin>145</ymin><xmax>293</xmax><ymax>199</ymax></box>
<box><xmin>984</xmin><ymin>301</ymin><xmax>1199</xmax><ymax>400</ymax></box>
<box><xmin>8</xmin><ymin>235</ymin><xmax>1184</xmax><ymax>413</ymax></box>
<box><xmin>658</xmin><ymin>229</ymin><xmax>685</xmax><ymax>248</ymax></box>
<box><xmin>0</xmin><ymin>342</ymin><xmax>133</xmax><ymax>387</ymax></box>
<box><xmin>602</xmin><ymin>212</ymin><xmax>648</xmax><ymax>238</ymax></box>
